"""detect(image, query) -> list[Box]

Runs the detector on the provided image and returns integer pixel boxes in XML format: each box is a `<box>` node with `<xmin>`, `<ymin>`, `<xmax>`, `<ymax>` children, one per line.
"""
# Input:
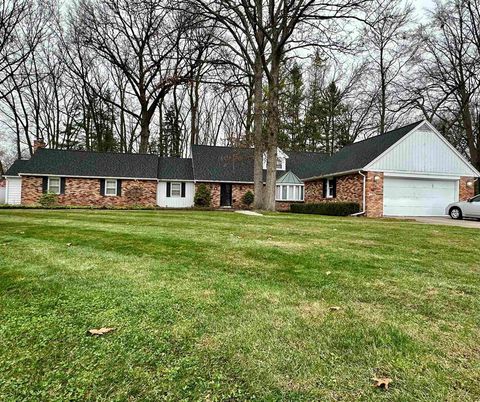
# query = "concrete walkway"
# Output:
<box><xmin>235</xmin><ymin>210</ymin><xmax>264</xmax><ymax>217</ymax></box>
<box><xmin>396</xmin><ymin>216</ymin><xmax>480</xmax><ymax>229</ymax></box>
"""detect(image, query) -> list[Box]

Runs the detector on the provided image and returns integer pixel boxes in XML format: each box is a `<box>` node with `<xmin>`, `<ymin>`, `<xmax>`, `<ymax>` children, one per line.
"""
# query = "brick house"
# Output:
<box><xmin>3</xmin><ymin>120</ymin><xmax>479</xmax><ymax>217</ymax></box>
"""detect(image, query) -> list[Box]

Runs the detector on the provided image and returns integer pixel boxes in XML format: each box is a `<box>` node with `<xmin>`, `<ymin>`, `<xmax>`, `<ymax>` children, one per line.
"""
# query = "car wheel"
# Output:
<box><xmin>449</xmin><ymin>207</ymin><xmax>463</xmax><ymax>220</ymax></box>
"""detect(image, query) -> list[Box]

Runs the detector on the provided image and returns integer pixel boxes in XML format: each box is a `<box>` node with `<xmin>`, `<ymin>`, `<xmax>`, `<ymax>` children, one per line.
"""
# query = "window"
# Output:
<box><xmin>471</xmin><ymin>195</ymin><xmax>480</xmax><ymax>203</ymax></box>
<box><xmin>105</xmin><ymin>179</ymin><xmax>117</xmax><ymax>196</ymax></box>
<box><xmin>276</xmin><ymin>184</ymin><xmax>304</xmax><ymax>201</ymax></box>
<box><xmin>48</xmin><ymin>177</ymin><xmax>61</xmax><ymax>194</ymax></box>
<box><xmin>170</xmin><ymin>182</ymin><xmax>182</xmax><ymax>197</ymax></box>
<box><xmin>325</xmin><ymin>178</ymin><xmax>335</xmax><ymax>198</ymax></box>
<box><xmin>276</xmin><ymin>158</ymin><xmax>284</xmax><ymax>170</ymax></box>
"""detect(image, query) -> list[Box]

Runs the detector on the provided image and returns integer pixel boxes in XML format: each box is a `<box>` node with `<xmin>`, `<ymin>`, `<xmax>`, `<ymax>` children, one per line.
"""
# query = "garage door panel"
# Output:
<box><xmin>384</xmin><ymin>177</ymin><xmax>457</xmax><ymax>216</ymax></box>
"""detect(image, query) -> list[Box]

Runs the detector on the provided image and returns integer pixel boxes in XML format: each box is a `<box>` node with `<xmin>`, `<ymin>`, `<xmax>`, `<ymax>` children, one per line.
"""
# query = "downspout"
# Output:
<box><xmin>351</xmin><ymin>171</ymin><xmax>366</xmax><ymax>216</ymax></box>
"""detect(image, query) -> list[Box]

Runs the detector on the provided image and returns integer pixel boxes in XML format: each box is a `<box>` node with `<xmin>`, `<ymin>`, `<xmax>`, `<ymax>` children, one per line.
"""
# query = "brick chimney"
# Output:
<box><xmin>33</xmin><ymin>138</ymin><xmax>46</xmax><ymax>152</ymax></box>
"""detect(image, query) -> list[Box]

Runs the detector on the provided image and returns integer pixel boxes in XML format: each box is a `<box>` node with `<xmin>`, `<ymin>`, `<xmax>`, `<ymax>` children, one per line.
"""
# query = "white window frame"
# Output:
<box><xmin>48</xmin><ymin>177</ymin><xmax>61</xmax><ymax>194</ymax></box>
<box><xmin>325</xmin><ymin>178</ymin><xmax>335</xmax><ymax>199</ymax></box>
<box><xmin>275</xmin><ymin>184</ymin><xmax>304</xmax><ymax>202</ymax></box>
<box><xmin>105</xmin><ymin>179</ymin><xmax>118</xmax><ymax>196</ymax></box>
<box><xmin>170</xmin><ymin>182</ymin><xmax>182</xmax><ymax>198</ymax></box>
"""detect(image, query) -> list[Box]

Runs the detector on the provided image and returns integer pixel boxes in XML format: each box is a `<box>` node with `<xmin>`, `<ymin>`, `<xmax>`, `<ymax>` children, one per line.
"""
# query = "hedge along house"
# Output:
<box><xmin>3</xmin><ymin>120</ymin><xmax>479</xmax><ymax>216</ymax></box>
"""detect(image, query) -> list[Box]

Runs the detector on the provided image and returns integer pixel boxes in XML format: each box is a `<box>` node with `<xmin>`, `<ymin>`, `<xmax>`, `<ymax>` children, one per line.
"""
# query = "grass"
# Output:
<box><xmin>0</xmin><ymin>209</ymin><xmax>479</xmax><ymax>401</ymax></box>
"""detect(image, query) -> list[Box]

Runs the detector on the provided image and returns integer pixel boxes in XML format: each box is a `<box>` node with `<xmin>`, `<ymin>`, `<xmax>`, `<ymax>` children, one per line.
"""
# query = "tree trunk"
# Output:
<box><xmin>264</xmin><ymin>54</ymin><xmax>281</xmax><ymax>211</ymax></box>
<box><xmin>139</xmin><ymin>102</ymin><xmax>150</xmax><ymax>153</ymax></box>
<box><xmin>253</xmin><ymin>54</ymin><xmax>265</xmax><ymax>209</ymax></box>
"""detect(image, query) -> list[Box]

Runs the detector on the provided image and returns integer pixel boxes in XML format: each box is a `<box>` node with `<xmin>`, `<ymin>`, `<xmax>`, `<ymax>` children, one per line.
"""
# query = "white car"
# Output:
<box><xmin>446</xmin><ymin>195</ymin><xmax>480</xmax><ymax>219</ymax></box>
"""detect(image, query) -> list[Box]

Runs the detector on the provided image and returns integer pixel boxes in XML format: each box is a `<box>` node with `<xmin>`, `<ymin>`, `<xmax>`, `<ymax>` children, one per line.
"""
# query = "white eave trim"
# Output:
<box><xmin>158</xmin><ymin>179</ymin><xmax>194</xmax><ymax>182</ymax></box>
<box><xmin>383</xmin><ymin>171</ymin><xmax>461</xmax><ymax>180</ymax></box>
<box><xmin>194</xmin><ymin>179</ymin><xmax>254</xmax><ymax>184</ymax></box>
<box><xmin>18</xmin><ymin>173</ymin><xmax>158</xmax><ymax>180</ymax></box>
<box><xmin>364</xmin><ymin>120</ymin><xmax>480</xmax><ymax>177</ymax></box>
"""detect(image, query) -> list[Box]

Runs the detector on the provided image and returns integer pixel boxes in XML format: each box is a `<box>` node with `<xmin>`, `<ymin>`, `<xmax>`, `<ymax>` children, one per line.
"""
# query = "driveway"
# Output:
<box><xmin>397</xmin><ymin>216</ymin><xmax>480</xmax><ymax>229</ymax></box>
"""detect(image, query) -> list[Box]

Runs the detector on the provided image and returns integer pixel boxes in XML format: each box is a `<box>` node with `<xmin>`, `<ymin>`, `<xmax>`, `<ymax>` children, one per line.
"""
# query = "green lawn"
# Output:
<box><xmin>0</xmin><ymin>210</ymin><xmax>479</xmax><ymax>401</ymax></box>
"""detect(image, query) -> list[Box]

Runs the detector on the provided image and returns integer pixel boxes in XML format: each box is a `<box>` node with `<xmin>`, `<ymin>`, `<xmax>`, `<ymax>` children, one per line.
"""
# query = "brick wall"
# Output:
<box><xmin>459</xmin><ymin>176</ymin><xmax>476</xmax><ymax>201</ymax></box>
<box><xmin>0</xmin><ymin>178</ymin><xmax>5</xmax><ymax>188</ymax></box>
<box><xmin>303</xmin><ymin>173</ymin><xmax>383</xmax><ymax>217</ymax></box>
<box><xmin>21</xmin><ymin>176</ymin><xmax>157</xmax><ymax>207</ymax></box>
<box><xmin>364</xmin><ymin>172</ymin><xmax>383</xmax><ymax>218</ymax></box>
<box><xmin>196</xmin><ymin>182</ymin><xmax>255</xmax><ymax>209</ymax></box>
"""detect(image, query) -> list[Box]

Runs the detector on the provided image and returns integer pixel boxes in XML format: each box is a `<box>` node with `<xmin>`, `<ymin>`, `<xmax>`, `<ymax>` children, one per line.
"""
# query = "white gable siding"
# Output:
<box><xmin>6</xmin><ymin>178</ymin><xmax>22</xmax><ymax>205</ymax></box>
<box><xmin>157</xmin><ymin>181</ymin><xmax>195</xmax><ymax>208</ymax></box>
<box><xmin>366</xmin><ymin>125</ymin><xmax>478</xmax><ymax>177</ymax></box>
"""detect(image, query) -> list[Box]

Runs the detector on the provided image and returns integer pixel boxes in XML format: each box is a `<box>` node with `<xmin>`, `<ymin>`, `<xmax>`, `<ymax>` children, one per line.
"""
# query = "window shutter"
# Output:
<box><xmin>100</xmin><ymin>179</ymin><xmax>105</xmax><ymax>196</ymax></box>
<box><xmin>42</xmin><ymin>177</ymin><xmax>48</xmax><ymax>193</ymax></box>
<box><xmin>166</xmin><ymin>182</ymin><xmax>171</xmax><ymax>197</ymax></box>
<box><xmin>181</xmin><ymin>182</ymin><xmax>186</xmax><ymax>198</ymax></box>
<box><xmin>60</xmin><ymin>178</ymin><xmax>66</xmax><ymax>194</ymax></box>
<box><xmin>332</xmin><ymin>178</ymin><xmax>337</xmax><ymax>198</ymax></box>
<box><xmin>117</xmin><ymin>179</ymin><xmax>122</xmax><ymax>196</ymax></box>
<box><xmin>322</xmin><ymin>179</ymin><xmax>327</xmax><ymax>198</ymax></box>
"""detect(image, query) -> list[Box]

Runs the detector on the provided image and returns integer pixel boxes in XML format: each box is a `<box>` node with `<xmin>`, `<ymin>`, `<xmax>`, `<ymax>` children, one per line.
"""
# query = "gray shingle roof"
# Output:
<box><xmin>304</xmin><ymin>120</ymin><xmax>424</xmax><ymax>179</ymax></box>
<box><xmin>158</xmin><ymin>157</ymin><xmax>193</xmax><ymax>180</ymax></box>
<box><xmin>5</xmin><ymin>121</ymin><xmax>425</xmax><ymax>182</ymax></box>
<box><xmin>191</xmin><ymin>145</ymin><xmax>329</xmax><ymax>182</ymax></box>
<box><xmin>19</xmin><ymin>148</ymin><xmax>159</xmax><ymax>179</ymax></box>
<box><xmin>4</xmin><ymin>159</ymin><xmax>30</xmax><ymax>176</ymax></box>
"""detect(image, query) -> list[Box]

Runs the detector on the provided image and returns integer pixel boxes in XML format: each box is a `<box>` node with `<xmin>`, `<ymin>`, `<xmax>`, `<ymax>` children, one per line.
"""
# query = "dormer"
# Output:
<box><xmin>263</xmin><ymin>148</ymin><xmax>288</xmax><ymax>171</ymax></box>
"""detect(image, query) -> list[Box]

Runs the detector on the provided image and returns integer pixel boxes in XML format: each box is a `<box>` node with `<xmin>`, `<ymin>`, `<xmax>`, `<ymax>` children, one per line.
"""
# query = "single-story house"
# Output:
<box><xmin>3</xmin><ymin>120</ymin><xmax>479</xmax><ymax>217</ymax></box>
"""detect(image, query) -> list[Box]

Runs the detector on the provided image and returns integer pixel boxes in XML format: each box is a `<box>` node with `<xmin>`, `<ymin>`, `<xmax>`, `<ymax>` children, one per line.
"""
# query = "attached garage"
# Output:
<box><xmin>383</xmin><ymin>177</ymin><xmax>457</xmax><ymax>216</ymax></box>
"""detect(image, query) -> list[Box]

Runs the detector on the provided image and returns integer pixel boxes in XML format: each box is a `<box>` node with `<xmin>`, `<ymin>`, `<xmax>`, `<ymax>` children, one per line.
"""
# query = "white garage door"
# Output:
<box><xmin>384</xmin><ymin>177</ymin><xmax>457</xmax><ymax>216</ymax></box>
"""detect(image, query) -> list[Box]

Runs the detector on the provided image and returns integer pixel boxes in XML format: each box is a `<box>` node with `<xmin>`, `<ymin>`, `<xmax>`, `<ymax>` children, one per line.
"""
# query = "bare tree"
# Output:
<box><xmin>413</xmin><ymin>0</ymin><xmax>480</xmax><ymax>172</ymax></box>
<box><xmin>362</xmin><ymin>0</ymin><xmax>419</xmax><ymax>133</ymax></box>
<box><xmin>71</xmin><ymin>0</ymin><xmax>202</xmax><ymax>152</ymax></box>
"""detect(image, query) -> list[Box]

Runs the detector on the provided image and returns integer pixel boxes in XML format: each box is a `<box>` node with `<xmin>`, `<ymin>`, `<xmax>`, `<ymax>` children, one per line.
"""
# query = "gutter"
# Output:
<box><xmin>350</xmin><ymin>171</ymin><xmax>366</xmax><ymax>216</ymax></box>
<box><xmin>303</xmin><ymin>168</ymin><xmax>362</xmax><ymax>182</ymax></box>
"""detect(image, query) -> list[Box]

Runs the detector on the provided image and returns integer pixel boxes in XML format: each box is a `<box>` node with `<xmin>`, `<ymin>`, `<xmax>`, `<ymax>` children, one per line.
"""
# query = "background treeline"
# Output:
<box><xmin>0</xmin><ymin>0</ymin><xmax>479</xmax><ymax>180</ymax></box>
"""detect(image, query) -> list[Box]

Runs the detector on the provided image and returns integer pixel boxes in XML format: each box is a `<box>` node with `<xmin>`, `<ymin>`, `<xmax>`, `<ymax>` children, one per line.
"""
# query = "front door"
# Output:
<box><xmin>220</xmin><ymin>184</ymin><xmax>232</xmax><ymax>207</ymax></box>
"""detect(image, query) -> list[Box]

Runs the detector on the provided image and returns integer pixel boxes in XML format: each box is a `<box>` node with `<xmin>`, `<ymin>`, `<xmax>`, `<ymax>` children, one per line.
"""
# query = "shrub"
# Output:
<box><xmin>290</xmin><ymin>202</ymin><xmax>360</xmax><ymax>216</ymax></box>
<box><xmin>241</xmin><ymin>191</ymin><xmax>254</xmax><ymax>207</ymax></box>
<box><xmin>194</xmin><ymin>184</ymin><xmax>211</xmax><ymax>207</ymax></box>
<box><xmin>38</xmin><ymin>193</ymin><xmax>59</xmax><ymax>207</ymax></box>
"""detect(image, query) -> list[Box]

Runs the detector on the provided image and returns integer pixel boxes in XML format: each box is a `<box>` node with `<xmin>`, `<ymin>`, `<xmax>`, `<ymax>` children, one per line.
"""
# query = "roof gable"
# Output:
<box><xmin>365</xmin><ymin>121</ymin><xmax>480</xmax><ymax>177</ymax></box>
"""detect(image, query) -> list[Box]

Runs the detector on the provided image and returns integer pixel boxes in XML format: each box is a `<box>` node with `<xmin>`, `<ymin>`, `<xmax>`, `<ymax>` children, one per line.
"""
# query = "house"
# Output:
<box><xmin>3</xmin><ymin>120</ymin><xmax>479</xmax><ymax>216</ymax></box>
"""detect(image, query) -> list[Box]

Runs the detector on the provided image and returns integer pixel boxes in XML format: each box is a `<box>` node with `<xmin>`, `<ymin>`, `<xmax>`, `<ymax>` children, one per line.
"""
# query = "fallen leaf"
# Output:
<box><xmin>326</xmin><ymin>271</ymin><xmax>331</xmax><ymax>275</ymax></box>
<box><xmin>373</xmin><ymin>377</ymin><xmax>392</xmax><ymax>390</ymax></box>
<box><xmin>87</xmin><ymin>327</ymin><xmax>116</xmax><ymax>336</ymax></box>
<box><xmin>66</xmin><ymin>243</ymin><xmax>72</xmax><ymax>247</ymax></box>
<box><xmin>329</xmin><ymin>306</ymin><xmax>341</xmax><ymax>312</ymax></box>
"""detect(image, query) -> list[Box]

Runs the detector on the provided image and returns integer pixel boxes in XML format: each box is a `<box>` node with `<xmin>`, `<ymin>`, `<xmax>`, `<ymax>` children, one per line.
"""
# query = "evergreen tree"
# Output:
<box><xmin>303</xmin><ymin>54</ymin><xmax>325</xmax><ymax>151</ymax></box>
<box><xmin>163</xmin><ymin>105</ymin><xmax>183</xmax><ymax>157</ymax></box>
<box><xmin>279</xmin><ymin>62</ymin><xmax>305</xmax><ymax>150</ymax></box>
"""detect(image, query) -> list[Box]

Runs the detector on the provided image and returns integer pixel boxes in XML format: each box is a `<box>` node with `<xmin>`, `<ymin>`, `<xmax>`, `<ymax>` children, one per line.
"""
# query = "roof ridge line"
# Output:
<box><xmin>340</xmin><ymin>120</ymin><xmax>424</xmax><ymax>149</ymax></box>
